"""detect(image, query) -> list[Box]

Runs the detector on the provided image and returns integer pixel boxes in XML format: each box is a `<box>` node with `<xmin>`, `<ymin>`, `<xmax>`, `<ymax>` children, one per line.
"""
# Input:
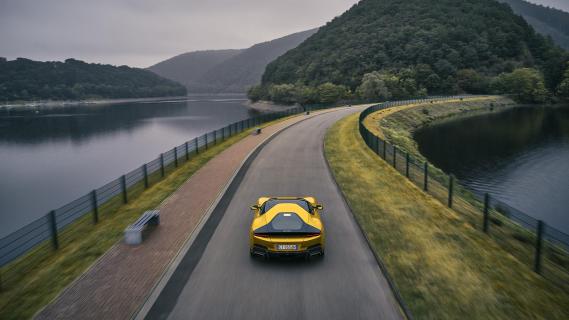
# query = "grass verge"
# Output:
<box><xmin>324</xmin><ymin>112</ymin><xmax>569</xmax><ymax>319</ymax></box>
<box><xmin>0</xmin><ymin>115</ymin><xmax>296</xmax><ymax>319</ymax></box>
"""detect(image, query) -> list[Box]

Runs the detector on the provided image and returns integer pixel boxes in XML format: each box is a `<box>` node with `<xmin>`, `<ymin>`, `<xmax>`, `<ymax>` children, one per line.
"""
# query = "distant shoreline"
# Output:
<box><xmin>244</xmin><ymin>100</ymin><xmax>298</xmax><ymax>112</ymax></box>
<box><xmin>0</xmin><ymin>94</ymin><xmax>248</xmax><ymax>109</ymax></box>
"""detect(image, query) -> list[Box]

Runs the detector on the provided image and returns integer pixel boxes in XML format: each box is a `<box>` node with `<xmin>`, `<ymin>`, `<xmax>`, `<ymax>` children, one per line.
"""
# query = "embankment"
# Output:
<box><xmin>324</xmin><ymin>109</ymin><xmax>569</xmax><ymax>319</ymax></box>
<box><xmin>363</xmin><ymin>96</ymin><xmax>516</xmax><ymax>162</ymax></box>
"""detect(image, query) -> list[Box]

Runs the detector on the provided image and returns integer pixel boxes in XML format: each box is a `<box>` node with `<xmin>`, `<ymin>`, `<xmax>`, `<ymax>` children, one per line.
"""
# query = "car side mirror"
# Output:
<box><xmin>314</xmin><ymin>204</ymin><xmax>323</xmax><ymax>210</ymax></box>
<box><xmin>250</xmin><ymin>205</ymin><xmax>259</xmax><ymax>211</ymax></box>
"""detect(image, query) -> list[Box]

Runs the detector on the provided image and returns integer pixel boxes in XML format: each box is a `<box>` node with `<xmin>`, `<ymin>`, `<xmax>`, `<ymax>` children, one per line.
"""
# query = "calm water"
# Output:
<box><xmin>0</xmin><ymin>95</ymin><xmax>257</xmax><ymax>237</ymax></box>
<box><xmin>414</xmin><ymin>105</ymin><xmax>569</xmax><ymax>234</ymax></box>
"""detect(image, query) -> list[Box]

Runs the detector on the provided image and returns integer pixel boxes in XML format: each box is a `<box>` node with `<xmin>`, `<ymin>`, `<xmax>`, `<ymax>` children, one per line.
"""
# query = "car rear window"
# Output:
<box><xmin>261</xmin><ymin>199</ymin><xmax>312</xmax><ymax>214</ymax></box>
<box><xmin>270</xmin><ymin>213</ymin><xmax>303</xmax><ymax>231</ymax></box>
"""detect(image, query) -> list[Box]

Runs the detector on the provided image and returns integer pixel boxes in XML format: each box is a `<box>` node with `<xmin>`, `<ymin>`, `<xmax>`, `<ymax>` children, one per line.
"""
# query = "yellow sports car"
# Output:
<box><xmin>249</xmin><ymin>196</ymin><xmax>325</xmax><ymax>259</ymax></box>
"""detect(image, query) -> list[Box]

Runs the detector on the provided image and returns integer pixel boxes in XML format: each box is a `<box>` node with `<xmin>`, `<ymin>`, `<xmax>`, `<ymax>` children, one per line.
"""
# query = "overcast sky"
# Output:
<box><xmin>0</xmin><ymin>0</ymin><xmax>359</xmax><ymax>68</ymax></box>
<box><xmin>0</xmin><ymin>0</ymin><xmax>566</xmax><ymax>68</ymax></box>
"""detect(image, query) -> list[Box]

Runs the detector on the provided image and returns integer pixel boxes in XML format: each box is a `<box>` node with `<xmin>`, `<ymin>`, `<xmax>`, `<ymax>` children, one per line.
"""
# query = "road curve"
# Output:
<box><xmin>146</xmin><ymin>108</ymin><xmax>403</xmax><ymax>320</ymax></box>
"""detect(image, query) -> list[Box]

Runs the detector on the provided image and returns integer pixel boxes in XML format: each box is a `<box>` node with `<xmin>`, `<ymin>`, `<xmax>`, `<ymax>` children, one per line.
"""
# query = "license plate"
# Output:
<box><xmin>276</xmin><ymin>244</ymin><xmax>297</xmax><ymax>251</ymax></box>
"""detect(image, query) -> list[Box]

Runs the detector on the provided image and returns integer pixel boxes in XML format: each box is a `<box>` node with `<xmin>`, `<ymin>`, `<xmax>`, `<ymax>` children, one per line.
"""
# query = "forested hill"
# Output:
<box><xmin>147</xmin><ymin>28</ymin><xmax>318</xmax><ymax>93</ymax></box>
<box><xmin>260</xmin><ymin>0</ymin><xmax>567</xmax><ymax>97</ymax></box>
<box><xmin>147</xmin><ymin>49</ymin><xmax>243</xmax><ymax>89</ymax></box>
<box><xmin>192</xmin><ymin>28</ymin><xmax>318</xmax><ymax>93</ymax></box>
<box><xmin>0</xmin><ymin>58</ymin><xmax>187</xmax><ymax>103</ymax></box>
<box><xmin>499</xmin><ymin>0</ymin><xmax>569</xmax><ymax>49</ymax></box>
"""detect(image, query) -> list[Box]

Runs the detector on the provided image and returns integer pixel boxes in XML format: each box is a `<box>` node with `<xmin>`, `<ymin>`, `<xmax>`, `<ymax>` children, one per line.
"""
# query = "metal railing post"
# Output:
<box><xmin>205</xmin><ymin>134</ymin><xmax>208</xmax><ymax>150</ymax></box>
<box><xmin>534</xmin><ymin>221</ymin><xmax>544</xmax><ymax>274</ymax></box>
<box><xmin>121</xmin><ymin>175</ymin><xmax>128</xmax><ymax>204</ymax></box>
<box><xmin>195</xmin><ymin>137</ymin><xmax>199</xmax><ymax>154</ymax></box>
<box><xmin>375</xmin><ymin>136</ymin><xmax>380</xmax><ymax>155</ymax></box>
<box><xmin>448</xmin><ymin>175</ymin><xmax>454</xmax><ymax>208</ymax></box>
<box><xmin>91</xmin><ymin>190</ymin><xmax>99</xmax><ymax>224</ymax></box>
<box><xmin>405</xmin><ymin>153</ymin><xmax>410</xmax><ymax>178</ymax></box>
<box><xmin>160</xmin><ymin>153</ymin><xmax>165</xmax><ymax>177</ymax></box>
<box><xmin>392</xmin><ymin>145</ymin><xmax>397</xmax><ymax>168</ymax></box>
<box><xmin>185</xmin><ymin>142</ymin><xmax>189</xmax><ymax>160</ymax></box>
<box><xmin>143</xmin><ymin>164</ymin><xmax>149</xmax><ymax>188</ymax></box>
<box><xmin>483</xmin><ymin>193</ymin><xmax>490</xmax><ymax>233</ymax></box>
<box><xmin>382</xmin><ymin>140</ymin><xmax>387</xmax><ymax>159</ymax></box>
<box><xmin>423</xmin><ymin>162</ymin><xmax>429</xmax><ymax>191</ymax></box>
<box><xmin>174</xmin><ymin>148</ymin><xmax>178</xmax><ymax>167</ymax></box>
<box><xmin>48</xmin><ymin>210</ymin><xmax>59</xmax><ymax>250</ymax></box>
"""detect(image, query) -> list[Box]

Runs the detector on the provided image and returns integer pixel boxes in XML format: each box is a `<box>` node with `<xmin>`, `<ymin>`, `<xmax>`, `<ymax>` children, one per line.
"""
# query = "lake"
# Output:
<box><xmin>414</xmin><ymin>105</ymin><xmax>569</xmax><ymax>234</ymax></box>
<box><xmin>0</xmin><ymin>95</ymin><xmax>258</xmax><ymax>238</ymax></box>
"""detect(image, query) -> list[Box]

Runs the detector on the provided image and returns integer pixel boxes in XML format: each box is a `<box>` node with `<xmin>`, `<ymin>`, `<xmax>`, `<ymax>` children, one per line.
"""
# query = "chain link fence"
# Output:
<box><xmin>359</xmin><ymin>97</ymin><xmax>569</xmax><ymax>290</ymax></box>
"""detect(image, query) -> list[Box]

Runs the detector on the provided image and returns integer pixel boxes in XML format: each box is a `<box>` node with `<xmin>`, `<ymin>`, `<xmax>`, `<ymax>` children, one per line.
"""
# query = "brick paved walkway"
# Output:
<box><xmin>35</xmin><ymin>109</ymin><xmax>342</xmax><ymax>320</ymax></box>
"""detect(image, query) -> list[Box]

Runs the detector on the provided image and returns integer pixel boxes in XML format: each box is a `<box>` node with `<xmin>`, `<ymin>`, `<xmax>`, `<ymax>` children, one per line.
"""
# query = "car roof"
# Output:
<box><xmin>263</xmin><ymin>203</ymin><xmax>311</xmax><ymax>220</ymax></box>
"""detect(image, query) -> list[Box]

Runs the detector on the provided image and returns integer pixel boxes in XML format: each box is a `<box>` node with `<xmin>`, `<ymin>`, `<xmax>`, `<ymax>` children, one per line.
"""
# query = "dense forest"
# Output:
<box><xmin>499</xmin><ymin>0</ymin><xmax>569</xmax><ymax>49</ymax></box>
<box><xmin>253</xmin><ymin>0</ymin><xmax>568</xmax><ymax>104</ymax></box>
<box><xmin>148</xmin><ymin>29</ymin><xmax>317</xmax><ymax>93</ymax></box>
<box><xmin>0</xmin><ymin>58</ymin><xmax>187</xmax><ymax>103</ymax></box>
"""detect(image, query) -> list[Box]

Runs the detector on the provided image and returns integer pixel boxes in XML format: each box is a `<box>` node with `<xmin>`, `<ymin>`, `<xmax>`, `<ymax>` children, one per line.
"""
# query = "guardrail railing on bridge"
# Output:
<box><xmin>358</xmin><ymin>97</ymin><xmax>569</xmax><ymax>290</ymax></box>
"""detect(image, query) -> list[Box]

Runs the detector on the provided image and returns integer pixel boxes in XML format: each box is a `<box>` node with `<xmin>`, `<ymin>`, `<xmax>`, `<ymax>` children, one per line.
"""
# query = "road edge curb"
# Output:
<box><xmin>321</xmin><ymin>112</ymin><xmax>414</xmax><ymax>320</ymax></box>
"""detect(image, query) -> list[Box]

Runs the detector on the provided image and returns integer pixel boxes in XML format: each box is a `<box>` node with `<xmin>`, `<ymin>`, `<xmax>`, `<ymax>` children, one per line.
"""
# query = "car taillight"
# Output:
<box><xmin>254</xmin><ymin>233</ymin><xmax>270</xmax><ymax>238</ymax></box>
<box><xmin>305</xmin><ymin>232</ymin><xmax>320</xmax><ymax>237</ymax></box>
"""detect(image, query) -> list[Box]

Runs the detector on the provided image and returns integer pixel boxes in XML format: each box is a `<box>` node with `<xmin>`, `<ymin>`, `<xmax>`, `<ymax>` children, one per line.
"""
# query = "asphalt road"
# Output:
<box><xmin>147</xmin><ymin>108</ymin><xmax>403</xmax><ymax>320</ymax></box>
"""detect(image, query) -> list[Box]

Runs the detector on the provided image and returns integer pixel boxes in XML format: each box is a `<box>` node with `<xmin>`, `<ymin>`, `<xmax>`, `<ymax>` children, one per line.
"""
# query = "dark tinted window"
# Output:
<box><xmin>270</xmin><ymin>213</ymin><xmax>303</xmax><ymax>231</ymax></box>
<box><xmin>261</xmin><ymin>199</ymin><xmax>312</xmax><ymax>214</ymax></box>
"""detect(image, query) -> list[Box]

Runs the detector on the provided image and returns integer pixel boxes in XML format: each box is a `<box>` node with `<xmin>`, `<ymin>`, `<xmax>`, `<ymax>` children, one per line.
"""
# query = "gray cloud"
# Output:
<box><xmin>1</xmin><ymin>0</ymin><xmax>565</xmax><ymax>68</ymax></box>
<box><xmin>0</xmin><ymin>0</ymin><xmax>359</xmax><ymax>67</ymax></box>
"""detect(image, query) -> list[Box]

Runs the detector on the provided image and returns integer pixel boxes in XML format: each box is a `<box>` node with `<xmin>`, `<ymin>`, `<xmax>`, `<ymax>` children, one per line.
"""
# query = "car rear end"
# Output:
<box><xmin>251</xmin><ymin>233</ymin><xmax>324</xmax><ymax>258</ymax></box>
<box><xmin>250</xmin><ymin>210</ymin><xmax>324</xmax><ymax>259</ymax></box>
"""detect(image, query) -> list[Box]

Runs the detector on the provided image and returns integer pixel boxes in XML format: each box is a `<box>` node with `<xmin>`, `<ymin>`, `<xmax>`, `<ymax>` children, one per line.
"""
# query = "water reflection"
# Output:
<box><xmin>0</xmin><ymin>97</ymin><xmax>255</xmax><ymax>144</ymax></box>
<box><xmin>414</xmin><ymin>105</ymin><xmax>569</xmax><ymax>233</ymax></box>
<box><xmin>0</xmin><ymin>96</ymin><xmax>255</xmax><ymax>237</ymax></box>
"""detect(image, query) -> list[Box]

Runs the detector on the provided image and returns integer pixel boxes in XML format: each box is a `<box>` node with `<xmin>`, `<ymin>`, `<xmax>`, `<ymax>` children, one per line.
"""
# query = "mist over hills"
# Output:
<box><xmin>147</xmin><ymin>50</ymin><xmax>242</xmax><ymax>88</ymax></box>
<box><xmin>147</xmin><ymin>29</ymin><xmax>318</xmax><ymax>93</ymax></box>
<box><xmin>500</xmin><ymin>0</ymin><xmax>569</xmax><ymax>49</ymax></box>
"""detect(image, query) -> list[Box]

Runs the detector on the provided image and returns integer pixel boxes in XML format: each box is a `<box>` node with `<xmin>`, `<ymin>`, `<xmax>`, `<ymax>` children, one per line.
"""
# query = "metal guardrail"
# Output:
<box><xmin>0</xmin><ymin>102</ymin><xmax>343</xmax><ymax>289</ymax></box>
<box><xmin>358</xmin><ymin>97</ymin><xmax>569</xmax><ymax>288</ymax></box>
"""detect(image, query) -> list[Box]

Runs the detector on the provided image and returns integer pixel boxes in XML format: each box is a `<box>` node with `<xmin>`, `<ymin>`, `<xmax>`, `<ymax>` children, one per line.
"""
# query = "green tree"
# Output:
<box><xmin>294</xmin><ymin>85</ymin><xmax>319</xmax><ymax>105</ymax></box>
<box><xmin>317</xmin><ymin>83</ymin><xmax>348</xmax><ymax>104</ymax></box>
<box><xmin>456</xmin><ymin>69</ymin><xmax>488</xmax><ymax>93</ymax></box>
<box><xmin>492</xmin><ymin>68</ymin><xmax>550</xmax><ymax>103</ymax></box>
<box><xmin>356</xmin><ymin>71</ymin><xmax>392</xmax><ymax>101</ymax></box>
<box><xmin>557</xmin><ymin>63</ymin><xmax>569</xmax><ymax>99</ymax></box>
<box><xmin>247</xmin><ymin>85</ymin><xmax>264</xmax><ymax>102</ymax></box>
<box><xmin>268</xmin><ymin>84</ymin><xmax>296</xmax><ymax>104</ymax></box>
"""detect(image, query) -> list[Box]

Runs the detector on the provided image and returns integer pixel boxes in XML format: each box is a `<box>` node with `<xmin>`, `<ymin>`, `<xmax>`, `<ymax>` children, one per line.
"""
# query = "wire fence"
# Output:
<box><xmin>358</xmin><ymin>97</ymin><xmax>569</xmax><ymax>290</ymax></box>
<box><xmin>0</xmin><ymin>102</ymin><xmax>344</xmax><ymax>290</ymax></box>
